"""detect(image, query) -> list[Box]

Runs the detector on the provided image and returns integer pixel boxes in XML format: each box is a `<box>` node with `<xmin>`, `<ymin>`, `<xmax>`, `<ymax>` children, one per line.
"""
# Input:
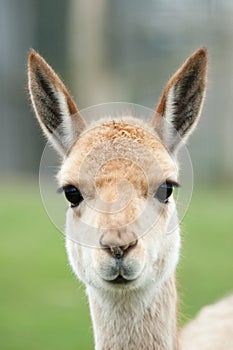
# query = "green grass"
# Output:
<box><xmin>0</xmin><ymin>180</ymin><xmax>232</xmax><ymax>349</ymax></box>
<box><xmin>177</xmin><ymin>186</ymin><xmax>233</xmax><ymax>325</ymax></box>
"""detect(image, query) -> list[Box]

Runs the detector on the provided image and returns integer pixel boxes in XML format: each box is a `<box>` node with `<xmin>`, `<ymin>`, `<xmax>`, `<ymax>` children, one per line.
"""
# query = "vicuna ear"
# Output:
<box><xmin>152</xmin><ymin>48</ymin><xmax>207</xmax><ymax>152</ymax></box>
<box><xmin>28</xmin><ymin>50</ymin><xmax>86</xmax><ymax>155</ymax></box>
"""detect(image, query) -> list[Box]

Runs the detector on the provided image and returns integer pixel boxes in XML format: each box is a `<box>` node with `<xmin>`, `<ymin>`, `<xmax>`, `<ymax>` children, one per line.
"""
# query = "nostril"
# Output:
<box><xmin>110</xmin><ymin>246</ymin><xmax>124</xmax><ymax>259</ymax></box>
<box><xmin>99</xmin><ymin>232</ymin><xmax>138</xmax><ymax>258</ymax></box>
<box><xmin>129</xmin><ymin>239</ymin><xmax>138</xmax><ymax>249</ymax></box>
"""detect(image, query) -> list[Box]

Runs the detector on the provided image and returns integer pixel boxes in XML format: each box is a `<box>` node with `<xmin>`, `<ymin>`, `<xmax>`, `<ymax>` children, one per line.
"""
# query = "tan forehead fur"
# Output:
<box><xmin>59</xmin><ymin>118</ymin><xmax>177</xmax><ymax>191</ymax></box>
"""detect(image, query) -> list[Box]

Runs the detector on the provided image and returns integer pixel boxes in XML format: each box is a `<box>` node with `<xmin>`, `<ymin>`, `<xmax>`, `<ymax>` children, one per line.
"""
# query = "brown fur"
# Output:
<box><xmin>60</xmin><ymin>121</ymin><xmax>177</xmax><ymax>190</ymax></box>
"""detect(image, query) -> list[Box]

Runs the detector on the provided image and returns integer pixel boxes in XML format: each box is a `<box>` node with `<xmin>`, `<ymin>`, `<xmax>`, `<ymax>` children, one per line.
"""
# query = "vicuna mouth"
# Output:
<box><xmin>109</xmin><ymin>275</ymin><xmax>134</xmax><ymax>284</ymax></box>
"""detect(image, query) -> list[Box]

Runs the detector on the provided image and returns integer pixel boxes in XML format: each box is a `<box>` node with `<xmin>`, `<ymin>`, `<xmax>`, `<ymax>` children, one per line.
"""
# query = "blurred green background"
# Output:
<box><xmin>1</xmin><ymin>1</ymin><xmax>233</xmax><ymax>349</ymax></box>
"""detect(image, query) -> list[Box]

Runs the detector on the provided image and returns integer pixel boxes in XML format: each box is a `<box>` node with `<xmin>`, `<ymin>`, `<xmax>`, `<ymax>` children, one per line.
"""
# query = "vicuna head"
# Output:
<box><xmin>28</xmin><ymin>49</ymin><xmax>207</xmax><ymax>298</ymax></box>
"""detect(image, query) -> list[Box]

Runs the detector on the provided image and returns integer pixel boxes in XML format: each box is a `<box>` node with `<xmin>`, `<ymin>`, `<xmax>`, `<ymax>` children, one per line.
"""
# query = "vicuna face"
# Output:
<box><xmin>59</xmin><ymin>120</ymin><xmax>179</xmax><ymax>291</ymax></box>
<box><xmin>28</xmin><ymin>48</ymin><xmax>207</xmax><ymax>293</ymax></box>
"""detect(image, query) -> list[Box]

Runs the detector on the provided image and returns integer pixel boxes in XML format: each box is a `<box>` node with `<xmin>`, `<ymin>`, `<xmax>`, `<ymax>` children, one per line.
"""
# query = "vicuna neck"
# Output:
<box><xmin>87</xmin><ymin>275</ymin><xmax>178</xmax><ymax>350</ymax></box>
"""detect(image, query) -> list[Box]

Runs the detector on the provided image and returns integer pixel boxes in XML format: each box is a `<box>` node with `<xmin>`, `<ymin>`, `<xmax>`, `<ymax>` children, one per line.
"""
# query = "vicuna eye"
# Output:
<box><xmin>155</xmin><ymin>181</ymin><xmax>177</xmax><ymax>204</ymax></box>
<box><xmin>63</xmin><ymin>185</ymin><xmax>83</xmax><ymax>208</ymax></box>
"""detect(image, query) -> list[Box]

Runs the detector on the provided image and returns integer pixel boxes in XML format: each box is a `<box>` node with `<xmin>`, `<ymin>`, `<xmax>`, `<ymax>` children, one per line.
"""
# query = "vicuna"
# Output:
<box><xmin>28</xmin><ymin>48</ymin><xmax>233</xmax><ymax>350</ymax></box>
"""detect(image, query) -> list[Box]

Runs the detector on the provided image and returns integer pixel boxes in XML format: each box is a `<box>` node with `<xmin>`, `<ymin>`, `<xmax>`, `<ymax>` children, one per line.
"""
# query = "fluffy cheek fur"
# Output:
<box><xmin>65</xmin><ymin>200</ymin><xmax>181</xmax><ymax>292</ymax></box>
<box><xmin>136</xmin><ymin>203</ymin><xmax>181</xmax><ymax>290</ymax></box>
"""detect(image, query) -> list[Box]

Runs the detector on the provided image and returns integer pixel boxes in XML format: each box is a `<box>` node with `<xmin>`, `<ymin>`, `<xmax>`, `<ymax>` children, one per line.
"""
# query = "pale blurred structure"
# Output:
<box><xmin>1</xmin><ymin>0</ymin><xmax>233</xmax><ymax>182</ymax></box>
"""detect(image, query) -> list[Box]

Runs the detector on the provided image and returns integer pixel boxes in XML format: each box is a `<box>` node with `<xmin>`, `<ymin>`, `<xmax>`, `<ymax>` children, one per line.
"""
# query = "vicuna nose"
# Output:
<box><xmin>99</xmin><ymin>230</ymin><xmax>138</xmax><ymax>259</ymax></box>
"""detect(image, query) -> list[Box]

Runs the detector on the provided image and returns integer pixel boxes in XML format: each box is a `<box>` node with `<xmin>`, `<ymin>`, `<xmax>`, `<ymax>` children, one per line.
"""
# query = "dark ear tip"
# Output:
<box><xmin>28</xmin><ymin>49</ymin><xmax>45</xmax><ymax>71</ymax></box>
<box><xmin>191</xmin><ymin>47</ymin><xmax>208</xmax><ymax>66</ymax></box>
<box><xmin>196</xmin><ymin>47</ymin><xmax>207</xmax><ymax>57</ymax></box>
<box><xmin>28</xmin><ymin>49</ymin><xmax>37</xmax><ymax>63</ymax></box>
<box><xmin>28</xmin><ymin>49</ymin><xmax>37</xmax><ymax>71</ymax></box>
